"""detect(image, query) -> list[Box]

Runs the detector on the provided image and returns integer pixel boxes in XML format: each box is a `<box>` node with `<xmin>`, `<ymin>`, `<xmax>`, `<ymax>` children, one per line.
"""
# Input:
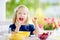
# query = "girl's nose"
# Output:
<box><xmin>21</xmin><ymin>14</ymin><xmax>24</xmax><ymax>17</ymax></box>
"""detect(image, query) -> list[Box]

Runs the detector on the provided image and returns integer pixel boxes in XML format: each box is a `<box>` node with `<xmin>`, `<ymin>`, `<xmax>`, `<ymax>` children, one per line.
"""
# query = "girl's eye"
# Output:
<box><xmin>19</xmin><ymin>13</ymin><xmax>21</xmax><ymax>14</ymax></box>
<box><xmin>23</xmin><ymin>13</ymin><xmax>26</xmax><ymax>15</ymax></box>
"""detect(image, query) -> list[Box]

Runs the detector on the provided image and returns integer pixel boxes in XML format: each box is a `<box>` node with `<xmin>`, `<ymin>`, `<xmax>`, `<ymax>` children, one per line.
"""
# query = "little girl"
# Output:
<box><xmin>9</xmin><ymin>5</ymin><xmax>40</xmax><ymax>35</ymax></box>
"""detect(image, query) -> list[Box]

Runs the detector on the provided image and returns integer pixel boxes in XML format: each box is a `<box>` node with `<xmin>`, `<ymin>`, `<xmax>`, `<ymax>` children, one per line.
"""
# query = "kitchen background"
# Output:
<box><xmin>0</xmin><ymin>0</ymin><xmax>60</xmax><ymax>40</ymax></box>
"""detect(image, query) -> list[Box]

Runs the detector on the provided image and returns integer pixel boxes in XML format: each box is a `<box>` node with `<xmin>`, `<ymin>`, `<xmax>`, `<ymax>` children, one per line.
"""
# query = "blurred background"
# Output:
<box><xmin>0</xmin><ymin>0</ymin><xmax>60</xmax><ymax>22</ymax></box>
<box><xmin>0</xmin><ymin>0</ymin><xmax>60</xmax><ymax>36</ymax></box>
<box><xmin>6</xmin><ymin>0</ymin><xmax>60</xmax><ymax>25</ymax></box>
<box><xmin>0</xmin><ymin>0</ymin><xmax>60</xmax><ymax>40</ymax></box>
<box><xmin>6</xmin><ymin>0</ymin><xmax>60</xmax><ymax>19</ymax></box>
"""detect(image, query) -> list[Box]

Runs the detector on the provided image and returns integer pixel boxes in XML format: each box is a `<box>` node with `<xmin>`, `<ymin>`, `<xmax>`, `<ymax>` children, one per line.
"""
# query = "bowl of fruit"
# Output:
<box><xmin>38</xmin><ymin>32</ymin><xmax>49</xmax><ymax>40</ymax></box>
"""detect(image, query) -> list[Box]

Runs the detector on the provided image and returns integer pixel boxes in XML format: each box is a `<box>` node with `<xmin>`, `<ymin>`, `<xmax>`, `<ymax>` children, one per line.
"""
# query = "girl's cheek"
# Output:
<box><xmin>25</xmin><ymin>16</ymin><xmax>27</xmax><ymax>20</ymax></box>
<box><xmin>17</xmin><ymin>16</ymin><xmax>20</xmax><ymax>20</ymax></box>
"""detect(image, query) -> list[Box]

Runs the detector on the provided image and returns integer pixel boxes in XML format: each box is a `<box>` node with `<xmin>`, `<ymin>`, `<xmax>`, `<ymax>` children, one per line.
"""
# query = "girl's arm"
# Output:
<box><xmin>32</xmin><ymin>17</ymin><xmax>40</xmax><ymax>36</ymax></box>
<box><xmin>33</xmin><ymin>22</ymin><xmax>40</xmax><ymax>36</ymax></box>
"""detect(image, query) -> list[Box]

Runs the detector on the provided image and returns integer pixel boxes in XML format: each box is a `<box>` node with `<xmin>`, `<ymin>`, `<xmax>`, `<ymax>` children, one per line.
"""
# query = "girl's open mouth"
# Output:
<box><xmin>19</xmin><ymin>17</ymin><xmax>24</xmax><ymax>21</ymax></box>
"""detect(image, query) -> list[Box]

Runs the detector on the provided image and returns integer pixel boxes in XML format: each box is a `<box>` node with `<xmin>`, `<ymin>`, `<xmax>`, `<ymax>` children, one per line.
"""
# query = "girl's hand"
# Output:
<box><xmin>32</xmin><ymin>17</ymin><xmax>38</xmax><ymax>24</ymax></box>
<box><xmin>32</xmin><ymin>17</ymin><xmax>40</xmax><ymax>35</ymax></box>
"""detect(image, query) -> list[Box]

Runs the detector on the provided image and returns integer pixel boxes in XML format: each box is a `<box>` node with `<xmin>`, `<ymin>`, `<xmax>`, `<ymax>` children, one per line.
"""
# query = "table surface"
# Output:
<box><xmin>0</xmin><ymin>28</ymin><xmax>60</xmax><ymax>40</ymax></box>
